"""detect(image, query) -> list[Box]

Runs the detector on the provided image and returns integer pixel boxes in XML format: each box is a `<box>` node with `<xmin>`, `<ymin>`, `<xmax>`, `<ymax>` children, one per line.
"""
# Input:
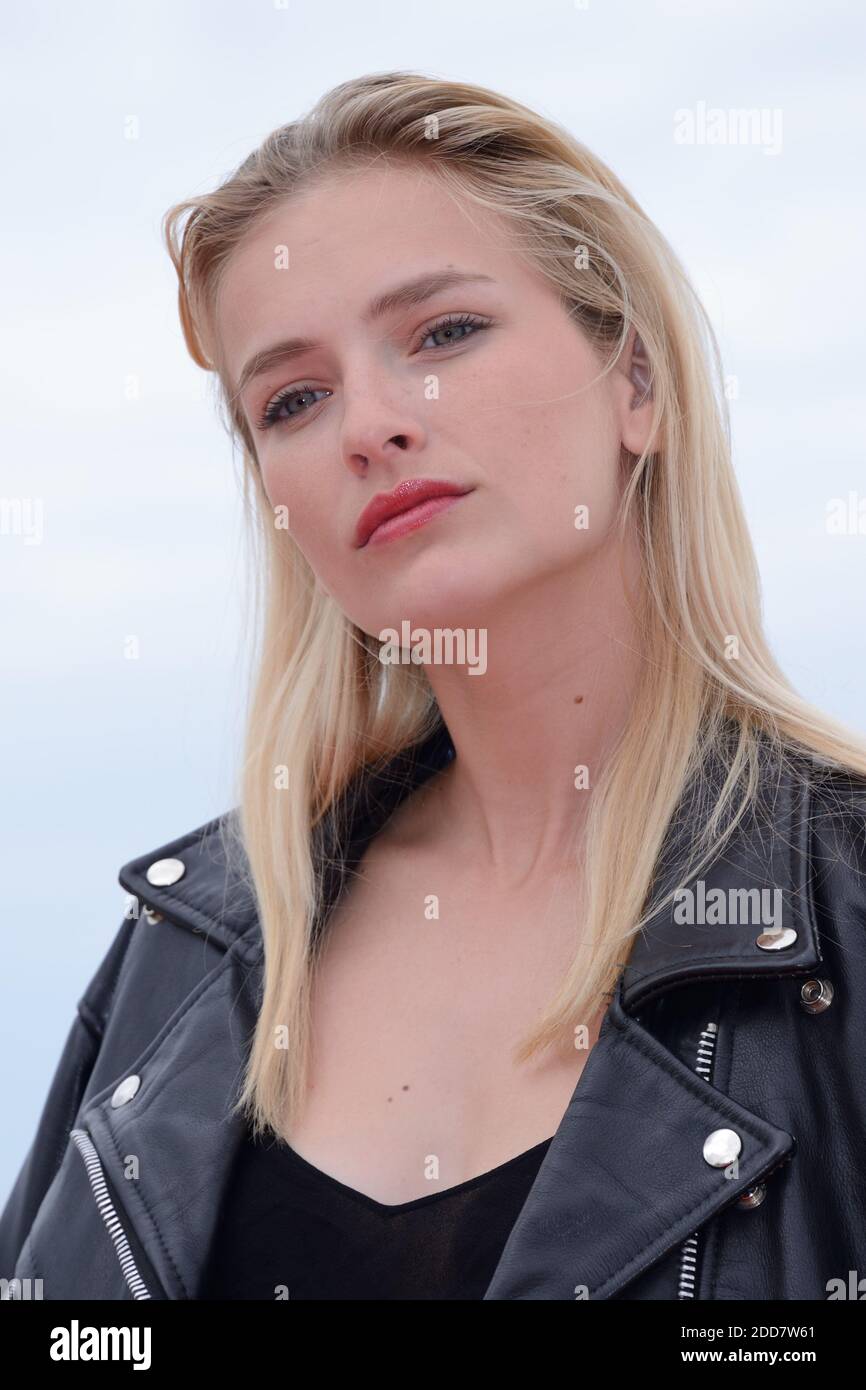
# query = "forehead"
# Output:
<box><xmin>214</xmin><ymin>163</ymin><xmax>526</xmax><ymax>375</ymax></box>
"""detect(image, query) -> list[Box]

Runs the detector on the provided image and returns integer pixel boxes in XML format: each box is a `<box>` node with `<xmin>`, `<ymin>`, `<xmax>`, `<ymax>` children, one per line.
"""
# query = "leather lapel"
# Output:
<box><xmin>482</xmin><ymin>985</ymin><xmax>797</xmax><ymax>1300</ymax></box>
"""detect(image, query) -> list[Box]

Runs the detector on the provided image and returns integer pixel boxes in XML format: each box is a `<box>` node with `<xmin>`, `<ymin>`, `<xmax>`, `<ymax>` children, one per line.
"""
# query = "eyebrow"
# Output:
<box><xmin>233</xmin><ymin>269</ymin><xmax>497</xmax><ymax>399</ymax></box>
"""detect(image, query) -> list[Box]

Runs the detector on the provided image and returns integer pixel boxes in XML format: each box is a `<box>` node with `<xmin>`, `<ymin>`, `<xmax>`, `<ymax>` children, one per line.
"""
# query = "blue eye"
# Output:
<box><xmin>256</xmin><ymin>385</ymin><xmax>332</xmax><ymax>432</ymax></box>
<box><xmin>415</xmin><ymin>312</ymin><xmax>492</xmax><ymax>351</ymax></box>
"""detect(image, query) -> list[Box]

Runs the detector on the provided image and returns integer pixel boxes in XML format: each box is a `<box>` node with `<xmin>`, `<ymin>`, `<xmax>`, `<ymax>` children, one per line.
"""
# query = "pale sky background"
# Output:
<box><xmin>1</xmin><ymin>0</ymin><xmax>864</xmax><ymax>1202</ymax></box>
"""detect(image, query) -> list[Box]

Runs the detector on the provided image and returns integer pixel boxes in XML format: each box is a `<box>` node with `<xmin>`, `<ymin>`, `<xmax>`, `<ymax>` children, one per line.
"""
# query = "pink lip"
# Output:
<box><xmin>354</xmin><ymin>478</ymin><xmax>474</xmax><ymax>549</ymax></box>
<box><xmin>365</xmin><ymin>493</ymin><xmax>469</xmax><ymax>547</ymax></box>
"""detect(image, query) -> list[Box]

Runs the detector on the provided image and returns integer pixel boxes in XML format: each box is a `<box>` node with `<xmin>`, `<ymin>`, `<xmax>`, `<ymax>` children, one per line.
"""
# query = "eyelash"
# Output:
<box><xmin>254</xmin><ymin>312</ymin><xmax>492</xmax><ymax>432</ymax></box>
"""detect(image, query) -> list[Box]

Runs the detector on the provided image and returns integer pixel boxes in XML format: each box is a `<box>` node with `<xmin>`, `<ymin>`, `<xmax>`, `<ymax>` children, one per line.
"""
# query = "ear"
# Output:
<box><xmin>616</xmin><ymin>327</ymin><xmax>658</xmax><ymax>457</ymax></box>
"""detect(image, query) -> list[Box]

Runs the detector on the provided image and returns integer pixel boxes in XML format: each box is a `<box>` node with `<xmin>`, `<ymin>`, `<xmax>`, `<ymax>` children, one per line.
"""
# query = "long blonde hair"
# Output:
<box><xmin>162</xmin><ymin>71</ymin><xmax>866</xmax><ymax>1141</ymax></box>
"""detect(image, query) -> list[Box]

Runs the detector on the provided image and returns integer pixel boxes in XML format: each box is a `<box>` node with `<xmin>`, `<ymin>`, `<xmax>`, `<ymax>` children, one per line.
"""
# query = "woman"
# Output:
<box><xmin>2</xmin><ymin>71</ymin><xmax>866</xmax><ymax>1303</ymax></box>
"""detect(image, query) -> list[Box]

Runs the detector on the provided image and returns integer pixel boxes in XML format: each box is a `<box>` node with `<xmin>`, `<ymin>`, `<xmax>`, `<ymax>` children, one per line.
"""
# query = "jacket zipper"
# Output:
<box><xmin>677</xmin><ymin>1020</ymin><xmax>719</xmax><ymax>1299</ymax></box>
<box><xmin>69</xmin><ymin>1128</ymin><xmax>153</xmax><ymax>1300</ymax></box>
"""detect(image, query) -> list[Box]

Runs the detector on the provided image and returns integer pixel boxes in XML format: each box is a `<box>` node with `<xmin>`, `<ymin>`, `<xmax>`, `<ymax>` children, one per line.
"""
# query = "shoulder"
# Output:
<box><xmin>755</xmin><ymin>744</ymin><xmax>866</xmax><ymax>940</ymax></box>
<box><xmin>72</xmin><ymin>809</ymin><xmax>260</xmax><ymax>1044</ymax></box>
<box><xmin>751</xmin><ymin>733</ymin><xmax>866</xmax><ymax>848</ymax></box>
<box><xmin>116</xmin><ymin>806</ymin><xmax>259</xmax><ymax>951</ymax></box>
<box><xmin>680</xmin><ymin>732</ymin><xmax>866</xmax><ymax>941</ymax></box>
<box><xmin>803</xmin><ymin>758</ymin><xmax>866</xmax><ymax>905</ymax></box>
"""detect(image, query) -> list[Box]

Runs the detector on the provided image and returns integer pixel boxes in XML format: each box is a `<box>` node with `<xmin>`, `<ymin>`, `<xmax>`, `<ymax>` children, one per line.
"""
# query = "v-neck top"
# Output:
<box><xmin>198</xmin><ymin>1129</ymin><xmax>554</xmax><ymax>1300</ymax></box>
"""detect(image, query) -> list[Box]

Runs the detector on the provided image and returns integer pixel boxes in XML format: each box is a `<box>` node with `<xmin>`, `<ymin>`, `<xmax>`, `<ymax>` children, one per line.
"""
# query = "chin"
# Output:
<box><xmin>343</xmin><ymin>528</ymin><xmax>523</xmax><ymax>630</ymax></box>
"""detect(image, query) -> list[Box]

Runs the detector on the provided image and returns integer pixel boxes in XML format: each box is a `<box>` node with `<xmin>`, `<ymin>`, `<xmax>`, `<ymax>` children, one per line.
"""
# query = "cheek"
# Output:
<box><xmin>262</xmin><ymin>467</ymin><xmax>354</xmax><ymax>594</ymax></box>
<box><xmin>259</xmin><ymin>455</ymin><xmax>320</xmax><ymax>542</ymax></box>
<box><xmin>479</xmin><ymin>376</ymin><xmax>621</xmax><ymax>565</ymax></box>
<box><xmin>258</xmin><ymin>453</ymin><xmax>290</xmax><ymax>509</ymax></box>
<box><xmin>480</xmin><ymin>327</ymin><xmax>611</xmax><ymax>450</ymax></box>
<box><xmin>488</xmin><ymin>374</ymin><xmax>616</xmax><ymax>506</ymax></box>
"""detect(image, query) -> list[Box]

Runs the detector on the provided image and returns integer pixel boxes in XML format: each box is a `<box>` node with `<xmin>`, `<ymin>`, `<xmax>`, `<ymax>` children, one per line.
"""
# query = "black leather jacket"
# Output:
<box><xmin>2</xmin><ymin>727</ymin><xmax>866</xmax><ymax>1301</ymax></box>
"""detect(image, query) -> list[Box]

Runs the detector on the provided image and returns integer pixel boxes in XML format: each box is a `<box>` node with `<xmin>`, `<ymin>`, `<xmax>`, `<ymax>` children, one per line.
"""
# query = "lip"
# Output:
<box><xmin>354</xmin><ymin>478</ymin><xmax>474</xmax><ymax>549</ymax></box>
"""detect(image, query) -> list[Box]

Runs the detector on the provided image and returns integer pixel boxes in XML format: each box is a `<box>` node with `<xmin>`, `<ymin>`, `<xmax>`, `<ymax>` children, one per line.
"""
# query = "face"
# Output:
<box><xmin>215</xmin><ymin>162</ymin><xmax>651</xmax><ymax>638</ymax></box>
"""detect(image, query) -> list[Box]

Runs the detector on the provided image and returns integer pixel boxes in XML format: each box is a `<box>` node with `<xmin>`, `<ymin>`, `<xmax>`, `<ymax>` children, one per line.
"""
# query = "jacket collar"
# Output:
<box><xmin>117</xmin><ymin>721</ymin><xmax>460</xmax><ymax>944</ymax></box>
<box><xmin>105</xmin><ymin>721</ymin><xmax>821</xmax><ymax>1299</ymax></box>
<box><xmin>119</xmin><ymin>719</ymin><xmax>822</xmax><ymax>1005</ymax></box>
<box><xmin>619</xmin><ymin>736</ymin><xmax>821</xmax><ymax>1009</ymax></box>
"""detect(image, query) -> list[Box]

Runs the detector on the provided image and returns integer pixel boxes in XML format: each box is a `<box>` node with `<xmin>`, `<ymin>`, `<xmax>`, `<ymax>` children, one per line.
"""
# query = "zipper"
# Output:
<box><xmin>69</xmin><ymin>1128</ymin><xmax>153</xmax><ymax>1300</ymax></box>
<box><xmin>676</xmin><ymin>1020</ymin><xmax>719</xmax><ymax>1299</ymax></box>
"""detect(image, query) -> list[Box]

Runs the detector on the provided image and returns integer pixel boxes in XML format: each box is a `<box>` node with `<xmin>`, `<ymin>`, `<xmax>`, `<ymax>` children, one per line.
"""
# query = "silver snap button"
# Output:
<box><xmin>110</xmin><ymin>1074</ymin><xmax>141</xmax><ymax>1108</ymax></box>
<box><xmin>145</xmin><ymin>857</ymin><xmax>186</xmax><ymax>887</ymax></box>
<box><xmin>703</xmin><ymin>1127</ymin><xmax>742</xmax><ymax>1167</ymax></box>
<box><xmin>142</xmin><ymin>905</ymin><xmax>164</xmax><ymax>925</ymax></box>
<box><xmin>756</xmin><ymin>927</ymin><xmax>798</xmax><ymax>951</ymax></box>
<box><xmin>800</xmin><ymin>978</ymin><xmax>834</xmax><ymax>1014</ymax></box>
<box><xmin>737</xmin><ymin>1182</ymin><xmax>767</xmax><ymax>1209</ymax></box>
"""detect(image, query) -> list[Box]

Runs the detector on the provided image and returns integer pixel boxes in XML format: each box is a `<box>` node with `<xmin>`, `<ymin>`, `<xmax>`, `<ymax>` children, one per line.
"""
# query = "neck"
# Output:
<box><xmin>411</xmin><ymin>526</ymin><xmax>646</xmax><ymax>888</ymax></box>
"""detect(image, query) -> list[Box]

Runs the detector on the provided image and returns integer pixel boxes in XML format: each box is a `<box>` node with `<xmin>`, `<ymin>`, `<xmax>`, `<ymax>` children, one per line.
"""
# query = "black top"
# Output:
<box><xmin>199</xmin><ymin>1130</ymin><xmax>554</xmax><ymax>1300</ymax></box>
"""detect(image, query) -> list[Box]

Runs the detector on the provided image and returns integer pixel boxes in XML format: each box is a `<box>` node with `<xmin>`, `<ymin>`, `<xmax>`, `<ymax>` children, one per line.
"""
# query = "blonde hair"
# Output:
<box><xmin>162</xmin><ymin>70</ymin><xmax>866</xmax><ymax>1141</ymax></box>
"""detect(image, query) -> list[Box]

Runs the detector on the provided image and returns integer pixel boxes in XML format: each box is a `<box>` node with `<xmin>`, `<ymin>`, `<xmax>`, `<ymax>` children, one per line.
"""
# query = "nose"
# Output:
<box><xmin>346</xmin><ymin>430</ymin><xmax>410</xmax><ymax>477</ymax></box>
<box><xmin>340</xmin><ymin>375</ymin><xmax>427</xmax><ymax>478</ymax></box>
